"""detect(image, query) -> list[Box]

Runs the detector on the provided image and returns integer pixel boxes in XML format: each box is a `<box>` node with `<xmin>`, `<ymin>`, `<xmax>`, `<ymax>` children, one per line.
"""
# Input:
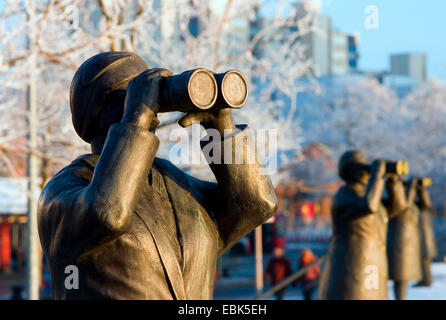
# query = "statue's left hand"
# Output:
<box><xmin>179</xmin><ymin>108</ymin><xmax>236</xmax><ymax>135</ymax></box>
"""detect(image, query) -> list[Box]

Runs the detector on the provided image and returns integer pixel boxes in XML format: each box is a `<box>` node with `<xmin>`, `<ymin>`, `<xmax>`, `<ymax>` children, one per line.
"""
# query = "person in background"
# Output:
<box><xmin>264</xmin><ymin>246</ymin><xmax>292</xmax><ymax>300</ymax></box>
<box><xmin>296</xmin><ymin>248</ymin><xmax>320</xmax><ymax>300</ymax></box>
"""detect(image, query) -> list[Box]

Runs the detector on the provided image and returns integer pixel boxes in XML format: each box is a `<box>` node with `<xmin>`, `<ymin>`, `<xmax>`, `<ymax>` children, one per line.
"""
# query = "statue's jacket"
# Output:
<box><xmin>38</xmin><ymin>123</ymin><xmax>277</xmax><ymax>300</ymax></box>
<box><xmin>387</xmin><ymin>198</ymin><xmax>421</xmax><ymax>282</ymax></box>
<box><xmin>417</xmin><ymin>189</ymin><xmax>437</xmax><ymax>260</ymax></box>
<box><xmin>319</xmin><ymin>176</ymin><xmax>406</xmax><ymax>300</ymax></box>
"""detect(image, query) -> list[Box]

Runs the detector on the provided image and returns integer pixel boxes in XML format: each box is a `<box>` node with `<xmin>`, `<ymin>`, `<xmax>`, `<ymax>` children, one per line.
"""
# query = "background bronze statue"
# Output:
<box><xmin>415</xmin><ymin>181</ymin><xmax>437</xmax><ymax>287</ymax></box>
<box><xmin>37</xmin><ymin>51</ymin><xmax>277</xmax><ymax>299</ymax></box>
<box><xmin>318</xmin><ymin>151</ymin><xmax>407</xmax><ymax>300</ymax></box>
<box><xmin>387</xmin><ymin>178</ymin><xmax>421</xmax><ymax>300</ymax></box>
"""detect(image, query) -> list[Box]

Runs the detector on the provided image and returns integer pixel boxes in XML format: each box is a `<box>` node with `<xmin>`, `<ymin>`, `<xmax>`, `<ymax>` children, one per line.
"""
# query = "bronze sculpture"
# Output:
<box><xmin>387</xmin><ymin>178</ymin><xmax>421</xmax><ymax>300</ymax></box>
<box><xmin>37</xmin><ymin>51</ymin><xmax>277</xmax><ymax>299</ymax></box>
<box><xmin>415</xmin><ymin>180</ymin><xmax>437</xmax><ymax>287</ymax></box>
<box><xmin>318</xmin><ymin>151</ymin><xmax>408</xmax><ymax>300</ymax></box>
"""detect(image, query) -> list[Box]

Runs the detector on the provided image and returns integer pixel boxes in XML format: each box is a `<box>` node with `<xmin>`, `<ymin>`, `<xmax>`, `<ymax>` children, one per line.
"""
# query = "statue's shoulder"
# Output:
<box><xmin>333</xmin><ymin>185</ymin><xmax>360</xmax><ymax>207</ymax></box>
<box><xmin>39</xmin><ymin>154</ymin><xmax>98</xmax><ymax>219</ymax></box>
<box><xmin>43</xmin><ymin>154</ymin><xmax>98</xmax><ymax>195</ymax></box>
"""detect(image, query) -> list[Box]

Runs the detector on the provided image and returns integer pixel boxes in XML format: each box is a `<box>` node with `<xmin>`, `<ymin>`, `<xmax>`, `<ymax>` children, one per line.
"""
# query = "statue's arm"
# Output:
<box><xmin>176</xmin><ymin>109</ymin><xmax>276</xmax><ymax>255</ymax></box>
<box><xmin>384</xmin><ymin>176</ymin><xmax>408</xmax><ymax>219</ymax></box>
<box><xmin>406</xmin><ymin>178</ymin><xmax>418</xmax><ymax>206</ymax></box>
<box><xmin>201</xmin><ymin>124</ymin><xmax>277</xmax><ymax>255</ymax></box>
<box><xmin>38</xmin><ymin>123</ymin><xmax>159</xmax><ymax>262</ymax></box>
<box><xmin>418</xmin><ymin>186</ymin><xmax>432</xmax><ymax>210</ymax></box>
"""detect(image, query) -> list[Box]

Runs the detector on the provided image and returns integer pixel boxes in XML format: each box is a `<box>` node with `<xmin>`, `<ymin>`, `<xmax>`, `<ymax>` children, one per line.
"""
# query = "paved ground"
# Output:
<box><xmin>0</xmin><ymin>269</ymin><xmax>25</xmax><ymax>299</ymax></box>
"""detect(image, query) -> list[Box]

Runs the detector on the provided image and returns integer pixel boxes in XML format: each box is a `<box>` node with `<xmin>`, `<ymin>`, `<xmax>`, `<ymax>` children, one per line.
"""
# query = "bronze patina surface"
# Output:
<box><xmin>416</xmin><ymin>185</ymin><xmax>437</xmax><ymax>286</ymax></box>
<box><xmin>319</xmin><ymin>151</ymin><xmax>408</xmax><ymax>300</ymax></box>
<box><xmin>387</xmin><ymin>178</ymin><xmax>422</xmax><ymax>300</ymax></box>
<box><xmin>37</xmin><ymin>51</ymin><xmax>277</xmax><ymax>300</ymax></box>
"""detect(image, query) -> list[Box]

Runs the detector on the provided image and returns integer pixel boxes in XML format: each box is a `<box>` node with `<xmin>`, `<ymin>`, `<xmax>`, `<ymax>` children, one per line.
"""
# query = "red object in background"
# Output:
<box><xmin>273</xmin><ymin>237</ymin><xmax>286</xmax><ymax>248</ymax></box>
<box><xmin>0</xmin><ymin>220</ymin><xmax>11</xmax><ymax>270</ymax></box>
<box><xmin>301</xmin><ymin>202</ymin><xmax>314</xmax><ymax>220</ymax></box>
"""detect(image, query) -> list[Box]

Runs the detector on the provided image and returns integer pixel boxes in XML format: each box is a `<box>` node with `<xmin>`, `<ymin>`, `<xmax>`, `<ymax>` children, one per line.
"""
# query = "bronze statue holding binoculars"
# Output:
<box><xmin>37</xmin><ymin>51</ymin><xmax>277</xmax><ymax>300</ymax></box>
<box><xmin>319</xmin><ymin>151</ymin><xmax>409</xmax><ymax>300</ymax></box>
<box><xmin>387</xmin><ymin>177</ymin><xmax>422</xmax><ymax>300</ymax></box>
<box><xmin>415</xmin><ymin>180</ymin><xmax>437</xmax><ymax>287</ymax></box>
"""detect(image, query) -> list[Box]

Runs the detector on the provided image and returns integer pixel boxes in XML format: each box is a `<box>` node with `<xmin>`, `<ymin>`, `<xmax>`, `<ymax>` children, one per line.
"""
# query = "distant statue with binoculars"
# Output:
<box><xmin>387</xmin><ymin>177</ymin><xmax>422</xmax><ymax>300</ymax></box>
<box><xmin>37</xmin><ymin>51</ymin><xmax>277</xmax><ymax>300</ymax></box>
<box><xmin>319</xmin><ymin>150</ymin><xmax>410</xmax><ymax>300</ymax></box>
<box><xmin>414</xmin><ymin>178</ymin><xmax>438</xmax><ymax>287</ymax></box>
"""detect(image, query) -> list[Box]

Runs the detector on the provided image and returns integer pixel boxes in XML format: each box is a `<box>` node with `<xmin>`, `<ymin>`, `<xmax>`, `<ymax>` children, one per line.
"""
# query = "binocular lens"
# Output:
<box><xmin>158</xmin><ymin>68</ymin><xmax>248</xmax><ymax>113</ymax></box>
<box><xmin>388</xmin><ymin>160</ymin><xmax>409</xmax><ymax>176</ymax></box>
<box><xmin>160</xmin><ymin>68</ymin><xmax>218</xmax><ymax>112</ymax></box>
<box><xmin>214</xmin><ymin>70</ymin><xmax>249</xmax><ymax>109</ymax></box>
<box><xmin>421</xmin><ymin>177</ymin><xmax>432</xmax><ymax>187</ymax></box>
<box><xmin>188</xmin><ymin>69</ymin><xmax>218</xmax><ymax>109</ymax></box>
<box><xmin>221</xmin><ymin>71</ymin><xmax>248</xmax><ymax>108</ymax></box>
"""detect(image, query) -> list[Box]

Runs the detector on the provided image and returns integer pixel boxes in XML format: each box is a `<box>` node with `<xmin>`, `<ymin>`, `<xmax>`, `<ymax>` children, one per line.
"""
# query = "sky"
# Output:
<box><xmin>320</xmin><ymin>0</ymin><xmax>446</xmax><ymax>81</ymax></box>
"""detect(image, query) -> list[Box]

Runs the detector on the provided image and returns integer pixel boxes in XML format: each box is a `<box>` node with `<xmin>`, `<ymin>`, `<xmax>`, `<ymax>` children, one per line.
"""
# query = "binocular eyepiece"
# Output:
<box><xmin>417</xmin><ymin>177</ymin><xmax>432</xmax><ymax>187</ymax></box>
<box><xmin>361</xmin><ymin>160</ymin><xmax>410</xmax><ymax>176</ymax></box>
<box><xmin>158</xmin><ymin>69</ymin><xmax>248</xmax><ymax>113</ymax></box>
<box><xmin>385</xmin><ymin>160</ymin><xmax>410</xmax><ymax>176</ymax></box>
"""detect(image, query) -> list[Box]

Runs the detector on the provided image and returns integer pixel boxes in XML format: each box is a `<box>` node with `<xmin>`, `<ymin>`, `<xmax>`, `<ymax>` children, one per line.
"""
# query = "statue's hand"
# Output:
<box><xmin>371</xmin><ymin>159</ymin><xmax>386</xmax><ymax>177</ymax></box>
<box><xmin>122</xmin><ymin>68</ymin><xmax>172</xmax><ymax>129</ymax></box>
<box><xmin>179</xmin><ymin>108</ymin><xmax>236</xmax><ymax>135</ymax></box>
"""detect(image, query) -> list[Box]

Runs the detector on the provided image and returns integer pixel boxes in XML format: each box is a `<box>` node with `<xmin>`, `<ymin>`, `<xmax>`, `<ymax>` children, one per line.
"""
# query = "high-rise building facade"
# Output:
<box><xmin>302</xmin><ymin>15</ymin><xmax>359</xmax><ymax>77</ymax></box>
<box><xmin>331</xmin><ymin>30</ymin><xmax>348</xmax><ymax>75</ymax></box>
<box><xmin>390</xmin><ymin>53</ymin><xmax>427</xmax><ymax>84</ymax></box>
<box><xmin>302</xmin><ymin>15</ymin><xmax>332</xmax><ymax>77</ymax></box>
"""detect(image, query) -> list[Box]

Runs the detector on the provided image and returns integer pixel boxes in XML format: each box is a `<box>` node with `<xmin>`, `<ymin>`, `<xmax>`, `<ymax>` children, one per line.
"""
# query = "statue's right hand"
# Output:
<box><xmin>122</xmin><ymin>68</ymin><xmax>172</xmax><ymax>127</ymax></box>
<box><xmin>371</xmin><ymin>159</ymin><xmax>386</xmax><ymax>177</ymax></box>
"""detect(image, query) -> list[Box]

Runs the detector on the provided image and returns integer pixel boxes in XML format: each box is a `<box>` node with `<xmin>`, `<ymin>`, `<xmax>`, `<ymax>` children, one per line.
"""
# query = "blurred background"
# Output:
<box><xmin>0</xmin><ymin>0</ymin><xmax>446</xmax><ymax>300</ymax></box>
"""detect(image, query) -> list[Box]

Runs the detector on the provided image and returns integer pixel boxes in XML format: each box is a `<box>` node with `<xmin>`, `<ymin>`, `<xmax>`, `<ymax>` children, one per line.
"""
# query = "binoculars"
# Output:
<box><xmin>157</xmin><ymin>68</ymin><xmax>249</xmax><ymax>113</ymax></box>
<box><xmin>417</xmin><ymin>177</ymin><xmax>432</xmax><ymax>187</ymax></box>
<box><xmin>361</xmin><ymin>160</ymin><xmax>410</xmax><ymax>176</ymax></box>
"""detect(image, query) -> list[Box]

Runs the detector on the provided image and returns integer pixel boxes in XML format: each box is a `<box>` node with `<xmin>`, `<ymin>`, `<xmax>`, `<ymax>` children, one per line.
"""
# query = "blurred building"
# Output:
<box><xmin>275</xmin><ymin>143</ymin><xmax>341</xmax><ymax>240</ymax></box>
<box><xmin>301</xmin><ymin>15</ymin><xmax>332</xmax><ymax>77</ymax></box>
<box><xmin>0</xmin><ymin>178</ymin><xmax>28</xmax><ymax>272</ymax></box>
<box><xmin>347</xmin><ymin>34</ymin><xmax>360</xmax><ymax>72</ymax></box>
<box><xmin>301</xmin><ymin>14</ymin><xmax>359</xmax><ymax>77</ymax></box>
<box><xmin>369</xmin><ymin>53</ymin><xmax>428</xmax><ymax>97</ymax></box>
<box><xmin>390</xmin><ymin>53</ymin><xmax>427</xmax><ymax>85</ymax></box>
<box><xmin>381</xmin><ymin>73</ymin><xmax>419</xmax><ymax>97</ymax></box>
<box><xmin>331</xmin><ymin>30</ymin><xmax>349</xmax><ymax>75</ymax></box>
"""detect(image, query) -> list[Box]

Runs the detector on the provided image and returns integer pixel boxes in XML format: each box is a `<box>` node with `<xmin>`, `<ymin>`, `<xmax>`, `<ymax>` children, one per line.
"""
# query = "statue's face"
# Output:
<box><xmin>358</xmin><ymin>169</ymin><xmax>370</xmax><ymax>185</ymax></box>
<box><xmin>339</xmin><ymin>150</ymin><xmax>369</xmax><ymax>184</ymax></box>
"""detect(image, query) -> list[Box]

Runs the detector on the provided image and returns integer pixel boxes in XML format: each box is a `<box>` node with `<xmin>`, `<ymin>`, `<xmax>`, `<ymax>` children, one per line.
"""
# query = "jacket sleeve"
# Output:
<box><xmin>38</xmin><ymin>123</ymin><xmax>159</xmax><ymax>263</ymax></box>
<box><xmin>418</xmin><ymin>186</ymin><xmax>432</xmax><ymax>210</ymax></box>
<box><xmin>384</xmin><ymin>177</ymin><xmax>408</xmax><ymax>219</ymax></box>
<box><xmin>195</xmin><ymin>124</ymin><xmax>278</xmax><ymax>255</ymax></box>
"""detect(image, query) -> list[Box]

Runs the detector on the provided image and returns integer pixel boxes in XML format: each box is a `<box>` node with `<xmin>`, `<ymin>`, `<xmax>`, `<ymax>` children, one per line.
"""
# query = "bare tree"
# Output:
<box><xmin>0</xmin><ymin>0</ymin><xmax>317</xmax><ymax>181</ymax></box>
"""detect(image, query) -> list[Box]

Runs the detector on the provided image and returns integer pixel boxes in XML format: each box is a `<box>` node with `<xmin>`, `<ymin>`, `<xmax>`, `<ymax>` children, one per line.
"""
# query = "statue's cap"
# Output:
<box><xmin>338</xmin><ymin>150</ymin><xmax>368</xmax><ymax>181</ymax></box>
<box><xmin>70</xmin><ymin>51</ymin><xmax>148</xmax><ymax>142</ymax></box>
